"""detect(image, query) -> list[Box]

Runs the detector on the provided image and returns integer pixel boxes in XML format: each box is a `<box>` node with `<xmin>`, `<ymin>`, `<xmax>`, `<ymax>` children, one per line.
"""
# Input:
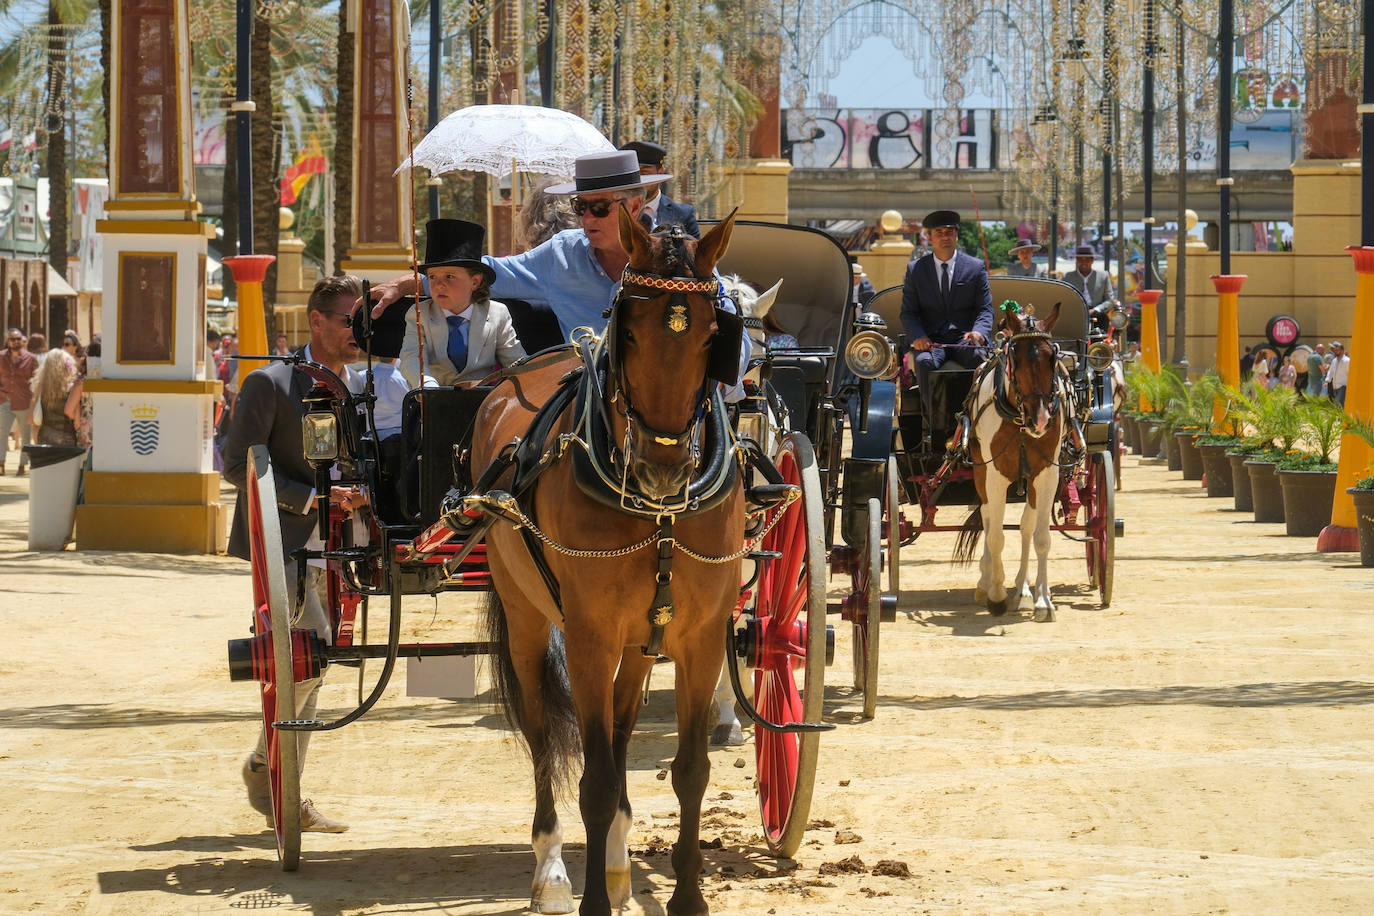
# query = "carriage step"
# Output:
<box><xmin>273</xmin><ymin>719</ymin><xmax>326</xmax><ymax>731</ymax></box>
<box><xmin>1115</xmin><ymin>519</ymin><xmax>1125</xmax><ymax>536</ymax></box>
<box><xmin>747</xmin><ymin>550</ymin><xmax>782</xmax><ymax>562</ymax></box>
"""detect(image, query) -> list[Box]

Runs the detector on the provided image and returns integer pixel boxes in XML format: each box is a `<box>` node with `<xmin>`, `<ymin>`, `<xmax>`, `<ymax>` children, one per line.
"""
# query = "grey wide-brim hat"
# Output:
<box><xmin>1072</xmin><ymin>244</ymin><xmax>1097</xmax><ymax>258</ymax></box>
<box><xmin>543</xmin><ymin>150</ymin><xmax>673</xmax><ymax>196</ymax></box>
<box><xmin>1009</xmin><ymin>239</ymin><xmax>1041</xmax><ymax>253</ymax></box>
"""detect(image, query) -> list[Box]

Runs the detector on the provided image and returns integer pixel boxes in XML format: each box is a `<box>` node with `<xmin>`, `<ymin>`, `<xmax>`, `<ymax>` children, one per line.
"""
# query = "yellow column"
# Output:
<box><xmin>1209</xmin><ymin>275</ymin><xmax>1246</xmax><ymax>431</ymax></box>
<box><xmin>223</xmin><ymin>254</ymin><xmax>276</xmax><ymax>377</ymax></box>
<box><xmin>1318</xmin><ymin>246</ymin><xmax>1374</xmax><ymax>552</ymax></box>
<box><xmin>1135</xmin><ymin>288</ymin><xmax>1163</xmax><ymax>412</ymax></box>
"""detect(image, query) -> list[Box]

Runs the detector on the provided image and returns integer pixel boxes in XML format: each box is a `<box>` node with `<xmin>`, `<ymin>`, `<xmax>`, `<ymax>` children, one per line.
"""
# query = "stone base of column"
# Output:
<box><xmin>341</xmin><ymin>246</ymin><xmax>416</xmax><ymax>276</ymax></box>
<box><xmin>1316</xmin><ymin>523</ymin><xmax>1358</xmax><ymax>553</ymax></box>
<box><xmin>75</xmin><ymin>471</ymin><xmax>226</xmax><ymax>554</ymax></box>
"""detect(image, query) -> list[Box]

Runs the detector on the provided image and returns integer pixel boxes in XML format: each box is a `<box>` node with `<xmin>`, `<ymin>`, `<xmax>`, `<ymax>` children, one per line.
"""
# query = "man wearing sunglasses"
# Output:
<box><xmin>0</xmin><ymin>328</ymin><xmax>38</xmax><ymax>476</ymax></box>
<box><xmin>222</xmin><ymin>275</ymin><xmax>369</xmax><ymax>835</ymax></box>
<box><xmin>367</xmin><ymin>151</ymin><xmax>671</xmax><ymax>339</ymax></box>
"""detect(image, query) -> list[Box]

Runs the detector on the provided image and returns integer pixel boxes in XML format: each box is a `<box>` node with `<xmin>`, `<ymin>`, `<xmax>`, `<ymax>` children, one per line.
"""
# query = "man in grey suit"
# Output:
<box><xmin>620</xmin><ymin>140</ymin><xmax>700</xmax><ymax>237</ymax></box>
<box><xmin>1006</xmin><ymin>238</ymin><xmax>1046</xmax><ymax>277</ymax></box>
<box><xmin>900</xmin><ymin>210</ymin><xmax>994</xmax><ymax>439</ymax></box>
<box><xmin>1063</xmin><ymin>244</ymin><xmax>1114</xmax><ymax>328</ymax></box>
<box><xmin>223</xmin><ymin>274</ymin><xmax>367</xmax><ymax>834</ymax></box>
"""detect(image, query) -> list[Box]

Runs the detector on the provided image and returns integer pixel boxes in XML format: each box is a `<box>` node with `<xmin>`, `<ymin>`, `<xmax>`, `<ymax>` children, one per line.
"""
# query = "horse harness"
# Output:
<box><xmin>442</xmin><ymin>230</ymin><xmax>796</xmax><ymax>657</ymax></box>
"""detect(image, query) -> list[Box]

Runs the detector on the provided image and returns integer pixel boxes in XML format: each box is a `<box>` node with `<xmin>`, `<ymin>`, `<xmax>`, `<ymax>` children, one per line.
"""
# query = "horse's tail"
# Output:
<box><xmin>483</xmin><ymin>592</ymin><xmax>581</xmax><ymax>792</ymax></box>
<box><xmin>951</xmin><ymin>506</ymin><xmax>984</xmax><ymax>566</ymax></box>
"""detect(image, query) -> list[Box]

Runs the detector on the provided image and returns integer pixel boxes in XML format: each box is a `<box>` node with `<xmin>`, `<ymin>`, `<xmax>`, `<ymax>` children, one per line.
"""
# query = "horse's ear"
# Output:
<box><xmin>1003</xmin><ymin>307</ymin><xmax>1022</xmax><ymax>335</ymax></box>
<box><xmin>618</xmin><ymin>203</ymin><xmax>653</xmax><ymax>266</ymax></box>
<box><xmin>753</xmin><ymin>278</ymin><xmax>784</xmax><ymax>319</ymax></box>
<box><xmin>1042</xmin><ymin>302</ymin><xmax>1062</xmax><ymax>334</ymax></box>
<box><xmin>694</xmin><ymin>208</ymin><xmax>737</xmax><ymax>274</ymax></box>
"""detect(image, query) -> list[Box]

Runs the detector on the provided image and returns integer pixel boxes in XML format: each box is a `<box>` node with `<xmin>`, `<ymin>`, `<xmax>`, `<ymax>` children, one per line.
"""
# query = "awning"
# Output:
<box><xmin>46</xmin><ymin>264</ymin><xmax>78</xmax><ymax>297</ymax></box>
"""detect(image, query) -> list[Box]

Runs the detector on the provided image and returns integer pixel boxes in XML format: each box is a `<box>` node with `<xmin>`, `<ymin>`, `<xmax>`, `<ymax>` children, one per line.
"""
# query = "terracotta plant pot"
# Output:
<box><xmin>1277</xmin><ymin>469</ymin><xmax>1337</xmax><ymax>537</ymax></box>
<box><xmin>1227</xmin><ymin>452</ymin><xmax>1253</xmax><ymax>512</ymax></box>
<box><xmin>1199</xmin><ymin>443</ymin><xmax>1234</xmax><ymax>498</ymax></box>
<box><xmin>1348</xmin><ymin>487</ymin><xmax>1374</xmax><ymax>567</ymax></box>
<box><xmin>1165</xmin><ymin>429</ymin><xmax>1183</xmax><ymax>471</ymax></box>
<box><xmin>1244</xmin><ymin>459</ymin><xmax>1284</xmax><ymax>523</ymax></box>
<box><xmin>1177</xmin><ymin>432</ymin><xmax>1204</xmax><ymax>481</ymax></box>
<box><xmin>1124</xmin><ymin>416</ymin><xmax>1141</xmax><ymax>454</ymax></box>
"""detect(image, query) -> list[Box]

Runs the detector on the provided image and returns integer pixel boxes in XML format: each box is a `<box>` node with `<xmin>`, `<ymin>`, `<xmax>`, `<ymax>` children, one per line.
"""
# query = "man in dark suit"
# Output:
<box><xmin>620</xmin><ymin>140</ymin><xmax>700</xmax><ymax>237</ymax></box>
<box><xmin>222</xmin><ymin>274</ymin><xmax>367</xmax><ymax>834</ymax></box>
<box><xmin>900</xmin><ymin>209</ymin><xmax>994</xmax><ymax>438</ymax></box>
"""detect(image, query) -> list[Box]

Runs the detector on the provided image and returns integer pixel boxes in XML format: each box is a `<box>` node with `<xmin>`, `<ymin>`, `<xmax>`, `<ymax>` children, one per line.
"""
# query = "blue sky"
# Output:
<box><xmin>821</xmin><ymin>36</ymin><xmax>1000</xmax><ymax>110</ymax></box>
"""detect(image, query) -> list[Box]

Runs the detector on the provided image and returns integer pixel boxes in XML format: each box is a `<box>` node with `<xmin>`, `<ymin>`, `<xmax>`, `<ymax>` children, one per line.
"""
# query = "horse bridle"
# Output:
<box><xmin>1001</xmin><ymin>322</ymin><xmax>1063</xmax><ymax>430</ymax></box>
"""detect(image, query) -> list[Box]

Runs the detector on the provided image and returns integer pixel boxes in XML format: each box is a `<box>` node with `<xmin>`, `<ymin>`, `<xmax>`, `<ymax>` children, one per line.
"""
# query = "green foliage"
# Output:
<box><xmin>1230</xmin><ymin>382</ymin><xmax>1301</xmax><ymax>451</ymax></box>
<box><xmin>1197</xmin><ymin>433</ymin><xmax>1244</xmax><ymax>447</ymax></box>
<box><xmin>1124</xmin><ymin>363</ymin><xmax>1172</xmax><ymax>418</ymax></box>
<box><xmin>1354</xmin><ymin>476</ymin><xmax>1374</xmax><ymax>491</ymax></box>
<box><xmin>1293</xmin><ymin>398</ymin><xmax>1347</xmax><ymax>464</ymax></box>
<box><xmin>1276</xmin><ymin>450</ymin><xmax>1338</xmax><ymax>472</ymax></box>
<box><xmin>1160</xmin><ymin>368</ymin><xmax>1219</xmax><ymax>434</ymax></box>
<box><xmin>958</xmin><ymin>222</ymin><xmax>1018</xmax><ymax>266</ymax></box>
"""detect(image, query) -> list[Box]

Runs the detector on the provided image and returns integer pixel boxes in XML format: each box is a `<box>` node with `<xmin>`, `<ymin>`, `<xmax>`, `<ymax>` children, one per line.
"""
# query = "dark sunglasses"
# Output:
<box><xmin>571</xmin><ymin>197</ymin><xmax>617</xmax><ymax>219</ymax></box>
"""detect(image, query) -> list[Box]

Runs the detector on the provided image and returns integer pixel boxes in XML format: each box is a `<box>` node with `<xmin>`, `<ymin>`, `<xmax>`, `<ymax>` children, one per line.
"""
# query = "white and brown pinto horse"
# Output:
<box><xmin>471</xmin><ymin>209</ymin><xmax>743</xmax><ymax>915</ymax></box>
<box><xmin>955</xmin><ymin>303</ymin><xmax>1066</xmax><ymax>622</ymax></box>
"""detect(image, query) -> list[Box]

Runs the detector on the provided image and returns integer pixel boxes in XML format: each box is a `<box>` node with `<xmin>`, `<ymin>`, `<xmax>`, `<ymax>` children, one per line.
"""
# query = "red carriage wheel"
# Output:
<box><xmin>753</xmin><ymin>432</ymin><xmax>827</xmax><ymax>858</ymax></box>
<box><xmin>246</xmin><ymin>446</ymin><xmax>302</xmax><ymax>870</ymax></box>
<box><xmin>885</xmin><ymin>456</ymin><xmax>902</xmax><ymax>606</ymax></box>
<box><xmin>1089</xmin><ymin>451</ymin><xmax>1116</xmax><ymax>607</ymax></box>
<box><xmin>848</xmin><ymin>498</ymin><xmax>882</xmax><ymax>719</ymax></box>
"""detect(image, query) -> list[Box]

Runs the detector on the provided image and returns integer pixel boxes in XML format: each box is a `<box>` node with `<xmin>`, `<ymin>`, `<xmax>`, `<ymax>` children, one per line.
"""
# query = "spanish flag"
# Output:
<box><xmin>280</xmin><ymin>136</ymin><xmax>327</xmax><ymax>205</ymax></box>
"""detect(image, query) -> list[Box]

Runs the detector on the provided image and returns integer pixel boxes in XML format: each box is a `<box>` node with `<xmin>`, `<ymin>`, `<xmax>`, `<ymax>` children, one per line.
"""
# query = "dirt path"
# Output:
<box><xmin>1</xmin><ymin>452</ymin><xmax>1372</xmax><ymax>915</ymax></box>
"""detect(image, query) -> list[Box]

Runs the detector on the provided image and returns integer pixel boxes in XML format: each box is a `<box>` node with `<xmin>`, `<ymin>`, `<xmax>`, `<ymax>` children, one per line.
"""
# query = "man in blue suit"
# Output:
<box><xmin>900</xmin><ymin>209</ymin><xmax>994</xmax><ymax>440</ymax></box>
<box><xmin>620</xmin><ymin>140</ymin><xmax>700</xmax><ymax>237</ymax></box>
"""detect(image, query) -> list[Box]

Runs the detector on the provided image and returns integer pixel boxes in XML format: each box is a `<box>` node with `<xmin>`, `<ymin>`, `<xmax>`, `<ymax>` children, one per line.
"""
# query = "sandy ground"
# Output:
<box><xmin>1</xmin><ymin>450</ymin><xmax>1373</xmax><ymax>915</ymax></box>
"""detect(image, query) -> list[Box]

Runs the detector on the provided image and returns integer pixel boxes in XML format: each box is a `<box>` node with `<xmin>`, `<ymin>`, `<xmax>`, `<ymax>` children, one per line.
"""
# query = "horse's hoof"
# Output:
<box><xmin>529</xmin><ymin>886</ymin><xmax>574</xmax><ymax>915</ymax></box>
<box><xmin>710</xmin><ymin>722</ymin><xmax>745</xmax><ymax>746</ymax></box>
<box><xmin>987</xmin><ymin>596</ymin><xmax>1009</xmax><ymax>616</ymax></box>
<box><xmin>1018</xmin><ymin>592</ymin><xmax>1035</xmax><ymax>612</ymax></box>
<box><xmin>606</xmin><ymin>866</ymin><xmax>631</xmax><ymax>907</ymax></box>
<box><xmin>667</xmin><ymin>887</ymin><xmax>709</xmax><ymax>915</ymax></box>
<box><xmin>1034</xmin><ymin>605</ymin><xmax>1055</xmax><ymax>623</ymax></box>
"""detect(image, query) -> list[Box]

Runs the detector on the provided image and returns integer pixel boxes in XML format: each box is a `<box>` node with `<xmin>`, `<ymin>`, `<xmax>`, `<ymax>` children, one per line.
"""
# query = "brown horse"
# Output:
<box><xmin>955</xmin><ymin>303</ymin><xmax>1066</xmax><ymax>621</ymax></box>
<box><xmin>470</xmin><ymin>208</ymin><xmax>744</xmax><ymax>915</ymax></box>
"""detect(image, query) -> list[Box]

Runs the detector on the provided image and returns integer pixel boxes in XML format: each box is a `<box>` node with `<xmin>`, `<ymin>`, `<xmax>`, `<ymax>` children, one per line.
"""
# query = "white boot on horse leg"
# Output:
<box><xmin>710</xmin><ymin>658</ymin><xmax>745</xmax><ymax>746</ymax></box>
<box><xmin>605</xmin><ymin>808</ymin><xmax>633</xmax><ymax>907</ymax></box>
<box><xmin>1028</xmin><ymin>472</ymin><xmax>1057</xmax><ymax>622</ymax></box>
<box><xmin>979</xmin><ymin>496</ymin><xmax>1012</xmax><ymax>616</ymax></box>
<box><xmin>530</xmin><ymin>827</ymin><xmax>574</xmax><ymax>914</ymax></box>
<box><xmin>1013</xmin><ymin>501</ymin><xmax>1037</xmax><ymax>613</ymax></box>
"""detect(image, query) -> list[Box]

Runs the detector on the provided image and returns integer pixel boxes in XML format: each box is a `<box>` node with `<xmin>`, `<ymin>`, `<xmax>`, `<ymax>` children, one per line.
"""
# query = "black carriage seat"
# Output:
<box><xmin>385</xmin><ymin>385</ymin><xmax>494</xmax><ymax>527</ymax></box>
<box><xmin>503</xmin><ymin>299</ymin><xmax>566</xmax><ymax>354</ymax></box>
<box><xmin>767</xmin><ymin>354</ymin><xmax>828</xmax><ymax>434</ymax></box>
<box><xmin>897</xmin><ymin>363</ymin><xmax>977</xmax><ymax>453</ymax></box>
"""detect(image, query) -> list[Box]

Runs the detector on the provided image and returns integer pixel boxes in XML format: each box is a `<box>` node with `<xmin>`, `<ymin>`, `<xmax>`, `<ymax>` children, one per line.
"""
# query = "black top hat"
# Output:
<box><xmin>1009</xmin><ymin>239</ymin><xmax>1041</xmax><ymax>253</ymax></box>
<box><xmin>543</xmin><ymin>150</ymin><xmax>673</xmax><ymax>196</ymax></box>
<box><xmin>418</xmin><ymin>219</ymin><xmax>496</xmax><ymax>284</ymax></box>
<box><xmin>923</xmin><ymin>210</ymin><xmax>961</xmax><ymax>230</ymax></box>
<box><xmin>351</xmin><ymin>294</ymin><xmax>413</xmax><ymax>360</ymax></box>
<box><xmin>620</xmin><ymin>140</ymin><xmax>667</xmax><ymax>167</ymax></box>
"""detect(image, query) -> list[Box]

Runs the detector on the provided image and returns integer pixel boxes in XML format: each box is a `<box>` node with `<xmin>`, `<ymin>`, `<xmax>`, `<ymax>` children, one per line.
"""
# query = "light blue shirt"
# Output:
<box><xmin>482</xmin><ymin>229</ymin><xmax>616</xmax><ymax>338</ymax></box>
<box><xmin>368</xmin><ymin>361</ymin><xmax>412</xmax><ymax>439</ymax></box>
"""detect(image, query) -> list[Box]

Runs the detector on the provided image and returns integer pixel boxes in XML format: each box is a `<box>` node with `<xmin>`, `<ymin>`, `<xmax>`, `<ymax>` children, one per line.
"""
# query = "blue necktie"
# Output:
<box><xmin>445</xmin><ymin>315</ymin><xmax>469</xmax><ymax>373</ymax></box>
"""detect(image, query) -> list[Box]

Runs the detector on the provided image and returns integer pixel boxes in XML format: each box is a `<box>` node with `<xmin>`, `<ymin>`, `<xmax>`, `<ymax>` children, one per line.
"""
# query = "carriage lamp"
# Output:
<box><xmin>844</xmin><ymin>313</ymin><xmax>899</xmax><ymax>380</ymax></box>
<box><xmin>1108</xmin><ymin>302</ymin><xmax>1129</xmax><ymax>331</ymax></box>
<box><xmin>301</xmin><ymin>384</ymin><xmax>339</xmax><ymax>466</ymax></box>
<box><xmin>1086</xmin><ymin>341</ymin><xmax>1115</xmax><ymax>371</ymax></box>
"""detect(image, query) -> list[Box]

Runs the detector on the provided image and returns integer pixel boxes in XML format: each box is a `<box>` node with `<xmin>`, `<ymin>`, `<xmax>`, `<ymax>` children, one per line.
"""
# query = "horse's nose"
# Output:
<box><xmin>633</xmin><ymin>458</ymin><xmax>691</xmax><ymax>502</ymax></box>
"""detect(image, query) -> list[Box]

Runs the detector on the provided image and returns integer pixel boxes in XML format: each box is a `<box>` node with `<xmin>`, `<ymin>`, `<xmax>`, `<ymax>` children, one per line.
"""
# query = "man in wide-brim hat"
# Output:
<box><xmin>1006</xmin><ymin>238</ymin><xmax>1046</xmax><ymax>278</ymax></box>
<box><xmin>368</xmin><ymin>150</ymin><xmax>674</xmax><ymax>339</ymax></box>
<box><xmin>1063</xmin><ymin>243</ymin><xmax>1113</xmax><ymax>324</ymax></box>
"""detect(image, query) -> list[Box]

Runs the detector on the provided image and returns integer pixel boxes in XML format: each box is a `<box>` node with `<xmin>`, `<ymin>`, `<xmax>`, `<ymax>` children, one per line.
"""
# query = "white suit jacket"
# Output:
<box><xmin>398</xmin><ymin>298</ymin><xmax>527</xmax><ymax>388</ymax></box>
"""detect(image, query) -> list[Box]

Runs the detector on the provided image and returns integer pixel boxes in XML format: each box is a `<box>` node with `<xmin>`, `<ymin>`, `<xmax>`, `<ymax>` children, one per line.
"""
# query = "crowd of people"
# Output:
<box><xmin>1244</xmin><ymin>339</ymin><xmax>1350</xmax><ymax>405</ymax></box>
<box><xmin>0</xmin><ymin>327</ymin><xmax>98</xmax><ymax>475</ymax></box>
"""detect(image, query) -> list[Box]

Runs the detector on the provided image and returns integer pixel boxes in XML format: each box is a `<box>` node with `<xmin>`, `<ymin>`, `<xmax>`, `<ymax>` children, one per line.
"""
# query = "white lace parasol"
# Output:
<box><xmin>395</xmin><ymin>104</ymin><xmax>615</xmax><ymax>179</ymax></box>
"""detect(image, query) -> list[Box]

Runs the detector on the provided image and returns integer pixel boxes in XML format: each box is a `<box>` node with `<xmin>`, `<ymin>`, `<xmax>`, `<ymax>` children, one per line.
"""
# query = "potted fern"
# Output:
<box><xmin>1276</xmin><ymin>398</ymin><xmax>1345</xmax><ymax>536</ymax></box>
<box><xmin>1342</xmin><ymin>415</ymin><xmax>1374</xmax><ymax>565</ymax></box>
<box><xmin>1238</xmin><ymin>384</ymin><xmax>1300</xmax><ymax>523</ymax></box>
<box><xmin>1127</xmin><ymin>364</ymin><xmax>1171</xmax><ymax>459</ymax></box>
<box><xmin>1166</xmin><ymin>370</ymin><xmax>1222</xmax><ymax>481</ymax></box>
<box><xmin>1198</xmin><ymin>382</ymin><xmax>1245</xmax><ymax>498</ymax></box>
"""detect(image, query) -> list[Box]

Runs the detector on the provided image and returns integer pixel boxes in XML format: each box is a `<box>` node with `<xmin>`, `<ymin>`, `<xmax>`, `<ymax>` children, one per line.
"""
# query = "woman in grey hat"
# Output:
<box><xmin>1006</xmin><ymin>239</ymin><xmax>1046</xmax><ymax>278</ymax></box>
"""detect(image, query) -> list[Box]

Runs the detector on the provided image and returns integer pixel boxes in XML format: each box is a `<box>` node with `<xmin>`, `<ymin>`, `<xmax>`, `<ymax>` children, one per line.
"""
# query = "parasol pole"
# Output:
<box><xmin>969</xmin><ymin>185</ymin><xmax>990</xmax><ymax>268</ymax></box>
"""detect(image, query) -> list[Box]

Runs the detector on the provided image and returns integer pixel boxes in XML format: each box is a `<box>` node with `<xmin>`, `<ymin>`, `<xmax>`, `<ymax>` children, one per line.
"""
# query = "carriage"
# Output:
<box><xmin>224</xmin><ymin>216</ymin><xmax>874</xmax><ymax>884</ymax></box>
<box><xmin>866</xmin><ymin>274</ymin><xmax>1123</xmax><ymax>622</ymax></box>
